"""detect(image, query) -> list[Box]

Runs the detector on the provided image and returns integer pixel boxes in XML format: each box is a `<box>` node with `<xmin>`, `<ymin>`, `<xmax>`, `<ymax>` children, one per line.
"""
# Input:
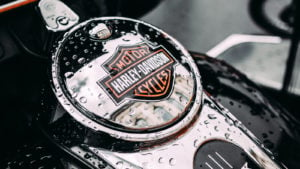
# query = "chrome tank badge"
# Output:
<box><xmin>51</xmin><ymin>17</ymin><xmax>202</xmax><ymax>141</ymax></box>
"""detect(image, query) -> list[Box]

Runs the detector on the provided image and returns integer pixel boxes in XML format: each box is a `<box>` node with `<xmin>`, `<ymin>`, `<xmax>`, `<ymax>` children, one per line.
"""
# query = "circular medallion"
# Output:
<box><xmin>51</xmin><ymin>17</ymin><xmax>202</xmax><ymax>141</ymax></box>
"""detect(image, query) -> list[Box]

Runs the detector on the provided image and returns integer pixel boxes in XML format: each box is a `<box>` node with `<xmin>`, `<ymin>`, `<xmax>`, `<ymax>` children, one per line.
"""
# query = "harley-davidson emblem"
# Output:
<box><xmin>98</xmin><ymin>43</ymin><xmax>176</xmax><ymax>104</ymax></box>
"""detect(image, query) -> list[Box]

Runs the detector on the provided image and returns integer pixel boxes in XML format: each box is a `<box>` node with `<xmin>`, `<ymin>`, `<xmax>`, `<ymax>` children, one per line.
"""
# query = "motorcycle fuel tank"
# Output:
<box><xmin>30</xmin><ymin>17</ymin><xmax>300</xmax><ymax>169</ymax></box>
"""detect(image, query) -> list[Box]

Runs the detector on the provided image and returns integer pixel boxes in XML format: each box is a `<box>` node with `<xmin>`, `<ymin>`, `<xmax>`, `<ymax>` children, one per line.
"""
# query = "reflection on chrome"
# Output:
<box><xmin>115</xmin><ymin>75</ymin><xmax>194</xmax><ymax>129</ymax></box>
<box><xmin>70</xmin><ymin>94</ymin><xmax>283</xmax><ymax>169</ymax></box>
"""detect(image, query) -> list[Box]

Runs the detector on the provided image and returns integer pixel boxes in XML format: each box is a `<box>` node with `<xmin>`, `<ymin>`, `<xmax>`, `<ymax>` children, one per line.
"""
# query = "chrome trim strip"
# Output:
<box><xmin>206</xmin><ymin>34</ymin><xmax>282</xmax><ymax>58</ymax></box>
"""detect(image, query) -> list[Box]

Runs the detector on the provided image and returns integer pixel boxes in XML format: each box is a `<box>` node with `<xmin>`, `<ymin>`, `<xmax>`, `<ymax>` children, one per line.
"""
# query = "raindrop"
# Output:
<box><xmin>130</xmin><ymin>30</ymin><xmax>137</xmax><ymax>35</ymax></box>
<box><xmin>79</xmin><ymin>97</ymin><xmax>87</xmax><ymax>103</ymax></box>
<box><xmin>75</xmin><ymin>32</ymin><xmax>81</xmax><ymax>37</ymax></box>
<box><xmin>225</xmin><ymin>118</ymin><xmax>234</xmax><ymax>126</ymax></box>
<box><xmin>204</xmin><ymin>120</ymin><xmax>209</xmax><ymax>124</ymax></box>
<box><xmin>88</xmin><ymin>64</ymin><xmax>93</xmax><ymax>68</ymax></box>
<box><xmin>98</xmin><ymin>162</ymin><xmax>106</xmax><ymax>169</ymax></box>
<box><xmin>263</xmin><ymin>140</ymin><xmax>274</xmax><ymax>149</ymax></box>
<box><xmin>65</xmin><ymin>62</ymin><xmax>70</xmax><ymax>66</ymax></box>
<box><xmin>129</xmin><ymin>109</ymin><xmax>135</xmax><ymax>116</ymax></box>
<box><xmin>98</xmin><ymin>93</ymin><xmax>102</xmax><ymax>99</ymax></box>
<box><xmin>72</xmin><ymin>54</ymin><xmax>78</xmax><ymax>60</ymax></box>
<box><xmin>158</xmin><ymin>157</ymin><xmax>164</xmax><ymax>164</ymax></box>
<box><xmin>114</xmin><ymin>20</ymin><xmax>120</xmax><ymax>24</ymax></box>
<box><xmin>122</xmin><ymin>38</ymin><xmax>130</xmax><ymax>42</ymax></box>
<box><xmin>91</xmin><ymin>23</ymin><xmax>96</xmax><ymax>27</ymax></box>
<box><xmin>84</xmin><ymin>153</ymin><xmax>92</xmax><ymax>159</ymax></box>
<box><xmin>169</xmin><ymin>158</ymin><xmax>176</xmax><ymax>166</ymax></box>
<box><xmin>84</xmin><ymin>49</ymin><xmax>89</xmax><ymax>53</ymax></box>
<box><xmin>234</xmin><ymin>120</ymin><xmax>242</xmax><ymax>127</ymax></box>
<box><xmin>116</xmin><ymin>161</ymin><xmax>123</xmax><ymax>167</ymax></box>
<box><xmin>214</xmin><ymin>126</ymin><xmax>219</xmax><ymax>131</ymax></box>
<box><xmin>71</xmin><ymin>92</ymin><xmax>78</xmax><ymax>98</ymax></box>
<box><xmin>64</xmin><ymin>72</ymin><xmax>74</xmax><ymax>78</ymax></box>
<box><xmin>78</xmin><ymin>57</ymin><xmax>86</xmax><ymax>64</ymax></box>
<box><xmin>145</xmin><ymin>34</ymin><xmax>150</xmax><ymax>40</ymax></box>
<box><xmin>194</xmin><ymin>139</ymin><xmax>199</xmax><ymax>147</ymax></box>
<box><xmin>207</xmin><ymin>114</ymin><xmax>217</xmax><ymax>120</ymax></box>
<box><xmin>225</xmin><ymin>133</ymin><xmax>230</xmax><ymax>139</ymax></box>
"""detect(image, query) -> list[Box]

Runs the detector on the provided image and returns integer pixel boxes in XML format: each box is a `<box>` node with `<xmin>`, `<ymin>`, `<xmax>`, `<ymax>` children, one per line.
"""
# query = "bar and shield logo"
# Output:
<box><xmin>98</xmin><ymin>43</ymin><xmax>177</xmax><ymax>104</ymax></box>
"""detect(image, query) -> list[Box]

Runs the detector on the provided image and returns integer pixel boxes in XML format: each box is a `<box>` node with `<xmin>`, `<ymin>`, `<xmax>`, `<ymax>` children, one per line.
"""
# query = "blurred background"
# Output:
<box><xmin>141</xmin><ymin>0</ymin><xmax>300</xmax><ymax>119</ymax></box>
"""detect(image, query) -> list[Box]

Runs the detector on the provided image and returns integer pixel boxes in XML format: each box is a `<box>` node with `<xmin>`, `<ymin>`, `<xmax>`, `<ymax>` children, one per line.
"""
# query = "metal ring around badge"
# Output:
<box><xmin>50</xmin><ymin>17</ymin><xmax>203</xmax><ymax>142</ymax></box>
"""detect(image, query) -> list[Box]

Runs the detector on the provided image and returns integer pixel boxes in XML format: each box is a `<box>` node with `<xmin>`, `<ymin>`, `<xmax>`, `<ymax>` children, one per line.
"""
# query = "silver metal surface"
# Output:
<box><xmin>38</xmin><ymin>0</ymin><xmax>79</xmax><ymax>32</ymax></box>
<box><xmin>51</xmin><ymin>17</ymin><xmax>203</xmax><ymax>142</ymax></box>
<box><xmin>70</xmin><ymin>93</ymin><xmax>284</xmax><ymax>169</ymax></box>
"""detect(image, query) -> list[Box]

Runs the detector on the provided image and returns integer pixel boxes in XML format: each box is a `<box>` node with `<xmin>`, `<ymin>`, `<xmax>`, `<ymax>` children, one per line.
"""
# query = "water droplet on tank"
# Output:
<box><xmin>122</xmin><ymin>38</ymin><xmax>130</xmax><ymax>42</ymax></box>
<box><xmin>71</xmin><ymin>92</ymin><xmax>78</xmax><ymax>98</ymax></box>
<box><xmin>97</xmin><ymin>93</ymin><xmax>102</xmax><ymax>99</ymax></box>
<box><xmin>225</xmin><ymin>133</ymin><xmax>230</xmax><ymax>139</ymax></box>
<box><xmin>194</xmin><ymin>139</ymin><xmax>199</xmax><ymax>147</ymax></box>
<box><xmin>145</xmin><ymin>34</ymin><xmax>150</xmax><ymax>40</ymax></box>
<box><xmin>130</xmin><ymin>30</ymin><xmax>137</xmax><ymax>35</ymax></box>
<box><xmin>72</xmin><ymin>54</ymin><xmax>78</xmax><ymax>60</ymax></box>
<box><xmin>84</xmin><ymin>49</ymin><xmax>89</xmax><ymax>53</ymax></box>
<box><xmin>84</xmin><ymin>153</ymin><xmax>92</xmax><ymax>159</ymax></box>
<box><xmin>169</xmin><ymin>158</ymin><xmax>176</xmax><ymax>166</ymax></box>
<box><xmin>158</xmin><ymin>157</ymin><xmax>164</xmax><ymax>164</ymax></box>
<box><xmin>75</xmin><ymin>32</ymin><xmax>82</xmax><ymax>37</ymax></box>
<box><xmin>225</xmin><ymin>118</ymin><xmax>234</xmax><ymax>126</ymax></box>
<box><xmin>214</xmin><ymin>126</ymin><xmax>219</xmax><ymax>131</ymax></box>
<box><xmin>79</xmin><ymin>97</ymin><xmax>87</xmax><ymax>103</ymax></box>
<box><xmin>65</xmin><ymin>62</ymin><xmax>70</xmax><ymax>66</ymax></box>
<box><xmin>208</xmin><ymin>114</ymin><xmax>217</xmax><ymax>120</ymax></box>
<box><xmin>116</xmin><ymin>161</ymin><xmax>123</xmax><ymax>167</ymax></box>
<box><xmin>78</xmin><ymin>57</ymin><xmax>86</xmax><ymax>64</ymax></box>
<box><xmin>64</xmin><ymin>72</ymin><xmax>74</xmax><ymax>78</ymax></box>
